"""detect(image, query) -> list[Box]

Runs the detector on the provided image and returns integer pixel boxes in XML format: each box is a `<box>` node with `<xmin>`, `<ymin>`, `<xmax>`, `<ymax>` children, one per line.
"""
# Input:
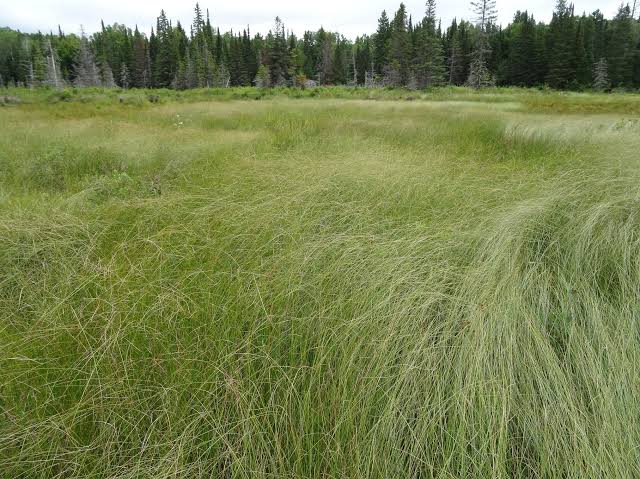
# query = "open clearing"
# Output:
<box><xmin>2</xmin><ymin>88</ymin><xmax>640</xmax><ymax>478</ymax></box>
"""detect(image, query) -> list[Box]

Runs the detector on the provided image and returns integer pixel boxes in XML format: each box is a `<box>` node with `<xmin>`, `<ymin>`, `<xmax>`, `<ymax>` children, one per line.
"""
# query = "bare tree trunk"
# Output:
<box><xmin>46</xmin><ymin>40</ymin><xmax>60</xmax><ymax>89</ymax></box>
<box><xmin>352</xmin><ymin>50</ymin><xmax>357</xmax><ymax>86</ymax></box>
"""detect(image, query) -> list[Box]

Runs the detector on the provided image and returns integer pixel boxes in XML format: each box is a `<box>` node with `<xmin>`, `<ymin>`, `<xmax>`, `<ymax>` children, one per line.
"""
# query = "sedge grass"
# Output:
<box><xmin>1</xmin><ymin>89</ymin><xmax>640</xmax><ymax>478</ymax></box>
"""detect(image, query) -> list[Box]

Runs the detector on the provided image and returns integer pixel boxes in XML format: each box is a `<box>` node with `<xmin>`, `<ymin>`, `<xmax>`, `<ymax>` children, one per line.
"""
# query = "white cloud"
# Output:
<box><xmin>1</xmin><ymin>0</ymin><xmax>627</xmax><ymax>39</ymax></box>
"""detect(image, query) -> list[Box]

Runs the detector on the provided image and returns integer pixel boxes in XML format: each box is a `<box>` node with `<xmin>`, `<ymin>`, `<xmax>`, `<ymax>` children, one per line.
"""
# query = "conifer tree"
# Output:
<box><xmin>607</xmin><ymin>5</ymin><xmax>634</xmax><ymax>88</ymax></box>
<box><xmin>466</xmin><ymin>0</ymin><xmax>497</xmax><ymax>88</ymax></box>
<box><xmin>574</xmin><ymin>21</ymin><xmax>590</xmax><ymax>87</ymax></box>
<box><xmin>506</xmin><ymin>12</ymin><xmax>536</xmax><ymax>86</ymax></box>
<box><xmin>593</xmin><ymin>57</ymin><xmax>610</xmax><ymax>91</ymax></box>
<box><xmin>447</xmin><ymin>37</ymin><xmax>463</xmax><ymax>84</ymax></box>
<box><xmin>74</xmin><ymin>28</ymin><xmax>101</xmax><ymax>87</ymax></box>
<box><xmin>318</xmin><ymin>30</ymin><xmax>334</xmax><ymax>85</ymax></box>
<box><xmin>546</xmin><ymin>0</ymin><xmax>576</xmax><ymax>89</ymax></box>
<box><xmin>131</xmin><ymin>27</ymin><xmax>148</xmax><ymax>87</ymax></box>
<box><xmin>153</xmin><ymin>10</ymin><xmax>176</xmax><ymax>87</ymax></box>
<box><xmin>355</xmin><ymin>37</ymin><xmax>372</xmax><ymax>85</ymax></box>
<box><xmin>388</xmin><ymin>3</ymin><xmax>411</xmax><ymax>86</ymax></box>
<box><xmin>302</xmin><ymin>31</ymin><xmax>318</xmax><ymax>79</ymax></box>
<box><xmin>243</xmin><ymin>29</ymin><xmax>258</xmax><ymax>84</ymax></box>
<box><xmin>2</xmin><ymin>1</ymin><xmax>639</xmax><ymax>92</ymax></box>
<box><xmin>373</xmin><ymin>11</ymin><xmax>391</xmax><ymax>75</ymax></box>
<box><xmin>634</xmin><ymin>38</ymin><xmax>640</xmax><ymax>89</ymax></box>
<box><xmin>267</xmin><ymin>17</ymin><xmax>288</xmax><ymax>86</ymax></box>
<box><xmin>102</xmin><ymin>63</ymin><xmax>116</xmax><ymax>87</ymax></box>
<box><xmin>255</xmin><ymin>64</ymin><xmax>270</xmax><ymax>87</ymax></box>
<box><xmin>413</xmin><ymin>0</ymin><xmax>446</xmax><ymax>88</ymax></box>
<box><xmin>120</xmin><ymin>62</ymin><xmax>130</xmax><ymax>88</ymax></box>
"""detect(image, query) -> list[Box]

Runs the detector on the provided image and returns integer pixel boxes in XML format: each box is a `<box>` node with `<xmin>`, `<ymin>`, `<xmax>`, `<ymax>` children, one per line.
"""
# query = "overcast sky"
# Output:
<box><xmin>1</xmin><ymin>1</ymin><xmax>627</xmax><ymax>39</ymax></box>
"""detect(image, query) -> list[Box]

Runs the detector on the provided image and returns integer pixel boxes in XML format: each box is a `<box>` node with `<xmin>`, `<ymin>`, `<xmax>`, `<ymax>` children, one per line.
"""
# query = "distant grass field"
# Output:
<box><xmin>2</xmin><ymin>87</ymin><xmax>640</xmax><ymax>478</ymax></box>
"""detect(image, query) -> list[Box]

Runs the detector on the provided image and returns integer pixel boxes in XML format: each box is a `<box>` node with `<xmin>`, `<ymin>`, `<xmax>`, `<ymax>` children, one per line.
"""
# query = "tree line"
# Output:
<box><xmin>1</xmin><ymin>0</ymin><xmax>639</xmax><ymax>91</ymax></box>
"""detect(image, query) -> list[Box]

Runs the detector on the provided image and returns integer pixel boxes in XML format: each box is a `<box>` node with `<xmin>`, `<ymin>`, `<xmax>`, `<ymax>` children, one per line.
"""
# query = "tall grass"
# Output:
<box><xmin>1</xmin><ymin>90</ymin><xmax>640</xmax><ymax>477</ymax></box>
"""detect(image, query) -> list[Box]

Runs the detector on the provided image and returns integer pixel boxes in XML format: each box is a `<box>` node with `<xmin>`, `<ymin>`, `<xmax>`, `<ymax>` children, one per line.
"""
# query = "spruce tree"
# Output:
<box><xmin>318</xmin><ymin>31</ymin><xmax>334</xmax><ymax>85</ymax></box>
<box><xmin>131</xmin><ymin>28</ymin><xmax>147</xmax><ymax>87</ymax></box>
<box><xmin>74</xmin><ymin>28</ymin><xmax>101</xmax><ymax>87</ymax></box>
<box><xmin>387</xmin><ymin>4</ymin><xmax>411</xmax><ymax>86</ymax></box>
<box><xmin>447</xmin><ymin>36</ymin><xmax>464</xmax><ymax>85</ymax></box>
<box><xmin>373</xmin><ymin>11</ymin><xmax>391</xmax><ymax>75</ymax></box>
<box><xmin>255</xmin><ymin>64</ymin><xmax>270</xmax><ymax>87</ymax></box>
<box><xmin>30</xmin><ymin>39</ymin><xmax>47</xmax><ymax>87</ymax></box>
<box><xmin>466</xmin><ymin>0</ymin><xmax>497</xmax><ymax>88</ymax></box>
<box><xmin>153</xmin><ymin>10</ymin><xmax>176</xmax><ymax>87</ymax></box>
<box><xmin>102</xmin><ymin>63</ymin><xmax>116</xmax><ymax>87</ymax></box>
<box><xmin>302</xmin><ymin>31</ymin><xmax>318</xmax><ymax>79</ymax></box>
<box><xmin>120</xmin><ymin>63</ymin><xmax>130</xmax><ymax>89</ymax></box>
<box><xmin>1</xmin><ymin>0</ymin><xmax>637</xmax><ymax>92</ymax></box>
<box><xmin>634</xmin><ymin>37</ymin><xmax>640</xmax><ymax>89</ymax></box>
<box><xmin>413</xmin><ymin>0</ymin><xmax>446</xmax><ymax>88</ymax></box>
<box><xmin>546</xmin><ymin>0</ymin><xmax>576</xmax><ymax>89</ymax></box>
<box><xmin>267</xmin><ymin>17</ymin><xmax>288</xmax><ymax>86</ymax></box>
<box><xmin>607</xmin><ymin>5</ymin><xmax>634</xmax><ymax>88</ymax></box>
<box><xmin>243</xmin><ymin>29</ymin><xmax>258</xmax><ymax>84</ymax></box>
<box><xmin>507</xmin><ymin>12</ymin><xmax>536</xmax><ymax>86</ymax></box>
<box><xmin>574</xmin><ymin>21</ymin><xmax>590</xmax><ymax>88</ymax></box>
<box><xmin>593</xmin><ymin>57</ymin><xmax>610</xmax><ymax>91</ymax></box>
<box><xmin>355</xmin><ymin>37</ymin><xmax>372</xmax><ymax>85</ymax></box>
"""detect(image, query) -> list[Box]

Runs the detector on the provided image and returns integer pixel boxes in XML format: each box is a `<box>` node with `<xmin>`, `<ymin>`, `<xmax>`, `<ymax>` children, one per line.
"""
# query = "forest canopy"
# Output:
<box><xmin>1</xmin><ymin>1</ymin><xmax>639</xmax><ymax>91</ymax></box>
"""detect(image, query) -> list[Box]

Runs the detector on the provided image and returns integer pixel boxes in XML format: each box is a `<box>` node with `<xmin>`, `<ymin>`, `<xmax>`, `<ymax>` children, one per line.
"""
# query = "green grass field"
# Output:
<box><xmin>2</xmin><ymin>87</ymin><xmax>640</xmax><ymax>478</ymax></box>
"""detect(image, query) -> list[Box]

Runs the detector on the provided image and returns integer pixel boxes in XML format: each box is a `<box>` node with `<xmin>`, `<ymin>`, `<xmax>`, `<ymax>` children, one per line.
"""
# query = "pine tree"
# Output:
<box><xmin>593</xmin><ymin>57</ymin><xmax>610</xmax><ymax>91</ymax></box>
